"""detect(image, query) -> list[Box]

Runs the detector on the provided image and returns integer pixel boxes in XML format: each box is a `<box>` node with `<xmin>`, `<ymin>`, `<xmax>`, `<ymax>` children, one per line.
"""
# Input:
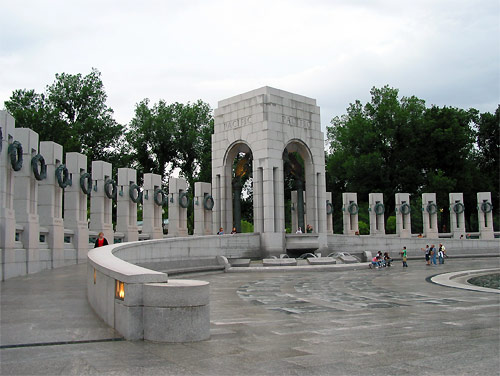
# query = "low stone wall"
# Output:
<box><xmin>327</xmin><ymin>235</ymin><xmax>500</xmax><ymax>259</ymax></box>
<box><xmin>86</xmin><ymin>233</ymin><xmax>261</xmax><ymax>342</ymax></box>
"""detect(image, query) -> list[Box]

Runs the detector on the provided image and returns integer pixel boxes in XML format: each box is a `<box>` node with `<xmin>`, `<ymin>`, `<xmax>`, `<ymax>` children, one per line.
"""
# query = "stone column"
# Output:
<box><xmin>64</xmin><ymin>152</ymin><xmax>89</xmax><ymax>262</ymax></box>
<box><xmin>342</xmin><ymin>193</ymin><xmax>358</xmax><ymax>235</ymax></box>
<box><xmin>116</xmin><ymin>168</ymin><xmax>139</xmax><ymax>242</ymax></box>
<box><xmin>449</xmin><ymin>193</ymin><xmax>466</xmax><ymax>239</ymax></box>
<box><xmin>38</xmin><ymin>141</ymin><xmax>65</xmax><ymax>268</ymax></box>
<box><xmin>395</xmin><ymin>193</ymin><xmax>411</xmax><ymax>238</ymax></box>
<box><xmin>142</xmin><ymin>173</ymin><xmax>163</xmax><ymax>239</ymax></box>
<box><xmin>326</xmin><ymin>192</ymin><xmax>333</xmax><ymax>234</ymax></box>
<box><xmin>422</xmin><ymin>193</ymin><xmax>439</xmax><ymax>238</ymax></box>
<box><xmin>13</xmin><ymin>128</ymin><xmax>40</xmax><ymax>274</ymax></box>
<box><xmin>291</xmin><ymin>190</ymin><xmax>306</xmax><ymax>233</ymax></box>
<box><xmin>194</xmin><ymin>182</ymin><xmax>213</xmax><ymax>235</ymax></box>
<box><xmin>168</xmin><ymin>177</ymin><xmax>188</xmax><ymax>237</ymax></box>
<box><xmin>0</xmin><ymin>111</ymin><xmax>18</xmax><ymax>280</ymax></box>
<box><xmin>368</xmin><ymin>193</ymin><xmax>385</xmax><ymax>236</ymax></box>
<box><xmin>477</xmin><ymin>192</ymin><xmax>494</xmax><ymax>240</ymax></box>
<box><xmin>89</xmin><ymin>161</ymin><xmax>113</xmax><ymax>243</ymax></box>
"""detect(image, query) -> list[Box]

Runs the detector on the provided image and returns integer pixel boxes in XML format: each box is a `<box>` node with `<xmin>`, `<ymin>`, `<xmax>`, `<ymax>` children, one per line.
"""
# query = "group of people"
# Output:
<box><xmin>296</xmin><ymin>224</ymin><xmax>313</xmax><ymax>234</ymax></box>
<box><xmin>217</xmin><ymin>227</ymin><xmax>238</xmax><ymax>235</ymax></box>
<box><xmin>421</xmin><ymin>243</ymin><xmax>447</xmax><ymax>265</ymax></box>
<box><xmin>371</xmin><ymin>244</ymin><xmax>448</xmax><ymax>269</ymax></box>
<box><xmin>370</xmin><ymin>251</ymin><xmax>393</xmax><ymax>268</ymax></box>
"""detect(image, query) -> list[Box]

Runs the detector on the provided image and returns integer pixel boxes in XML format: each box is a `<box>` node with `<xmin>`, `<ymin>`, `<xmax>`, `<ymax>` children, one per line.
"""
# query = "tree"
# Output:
<box><xmin>326</xmin><ymin>85</ymin><xmax>496</xmax><ymax>232</ymax></box>
<box><xmin>4</xmin><ymin>68</ymin><xmax>124</xmax><ymax>164</ymax></box>
<box><xmin>127</xmin><ymin>99</ymin><xmax>214</xmax><ymax>188</ymax></box>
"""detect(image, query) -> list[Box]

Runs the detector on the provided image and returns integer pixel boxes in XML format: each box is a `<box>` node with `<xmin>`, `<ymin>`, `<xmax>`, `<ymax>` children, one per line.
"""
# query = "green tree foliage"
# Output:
<box><xmin>127</xmin><ymin>99</ymin><xmax>213</xmax><ymax>189</ymax></box>
<box><xmin>4</xmin><ymin>68</ymin><xmax>124</xmax><ymax>164</ymax></box>
<box><xmin>326</xmin><ymin>85</ymin><xmax>498</xmax><ymax>232</ymax></box>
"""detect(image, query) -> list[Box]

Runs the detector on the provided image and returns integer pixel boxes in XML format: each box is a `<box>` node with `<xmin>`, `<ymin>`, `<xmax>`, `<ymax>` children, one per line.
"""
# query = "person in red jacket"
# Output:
<box><xmin>94</xmin><ymin>232</ymin><xmax>109</xmax><ymax>248</ymax></box>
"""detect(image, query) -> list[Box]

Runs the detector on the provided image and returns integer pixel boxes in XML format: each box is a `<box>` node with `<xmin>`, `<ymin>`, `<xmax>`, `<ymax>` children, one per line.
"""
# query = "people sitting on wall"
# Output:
<box><xmin>296</xmin><ymin>227</ymin><xmax>302</xmax><ymax>234</ymax></box>
<box><xmin>94</xmin><ymin>232</ymin><xmax>109</xmax><ymax>248</ymax></box>
<box><xmin>217</xmin><ymin>227</ymin><xmax>224</xmax><ymax>235</ymax></box>
<box><xmin>231</xmin><ymin>227</ymin><xmax>237</xmax><ymax>234</ymax></box>
<box><xmin>306</xmin><ymin>224</ymin><xmax>313</xmax><ymax>233</ymax></box>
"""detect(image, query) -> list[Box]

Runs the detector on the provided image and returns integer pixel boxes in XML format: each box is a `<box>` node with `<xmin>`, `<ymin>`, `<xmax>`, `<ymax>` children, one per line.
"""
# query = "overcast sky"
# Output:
<box><xmin>1</xmin><ymin>0</ymin><xmax>499</xmax><ymax>132</ymax></box>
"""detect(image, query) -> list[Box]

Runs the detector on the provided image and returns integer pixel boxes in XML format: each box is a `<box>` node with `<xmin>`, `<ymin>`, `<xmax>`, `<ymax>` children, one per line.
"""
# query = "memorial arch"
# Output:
<box><xmin>212</xmin><ymin>87</ymin><xmax>328</xmax><ymax>256</ymax></box>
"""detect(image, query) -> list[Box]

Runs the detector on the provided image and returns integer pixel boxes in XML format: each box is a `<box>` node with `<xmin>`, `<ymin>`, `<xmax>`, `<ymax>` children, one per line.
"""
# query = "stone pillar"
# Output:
<box><xmin>168</xmin><ymin>177</ymin><xmax>188</xmax><ymax>237</ymax></box>
<box><xmin>368</xmin><ymin>193</ymin><xmax>385</xmax><ymax>236</ymax></box>
<box><xmin>449</xmin><ymin>193</ymin><xmax>466</xmax><ymax>239</ymax></box>
<box><xmin>89</xmin><ymin>161</ymin><xmax>113</xmax><ymax>243</ymax></box>
<box><xmin>326</xmin><ymin>192</ymin><xmax>333</xmax><ymax>234</ymax></box>
<box><xmin>395</xmin><ymin>193</ymin><xmax>411</xmax><ymax>238</ymax></box>
<box><xmin>422</xmin><ymin>193</ymin><xmax>439</xmax><ymax>239</ymax></box>
<box><xmin>342</xmin><ymin>193</ymin><xmax>358</xmax><ymax>235</ymax></box>
<box><xmin>13</xmin><ymin>128</ymin><xmax>40</xmax><ymax>274</ymax></box>
<box><xmin>142</xmin><ymin>173</ymin><xmax>163</xmax><ymax>239</ymax></box>
<box><xmin>38</xmin><ymin>141</ymin><xmax>65</xmax><ymax>268</ymax></box>
<box><xmin>194</xmin><ymin>182</ymin><xmax>213</xmax><ymax>235</ymax></box>
<box><xmin>116</xmin><ymin>168</ymin><xmax>139</xmax><ymax>242</ymax></box>
<box><xmin>291</xmin><ymin>190</ymin><xmax>306</xmax><ymax>233</ymax></box>
<box><xmin>65</xmin><ymin>152</ymin><xmax>89</xmax><ymax>262</ymax></box>
<box><xmin>0</xmin><ymin>111</ymin><xmax>18</xmax><ymax>280</ymax></box>
<box><xmin>477</xmin><ymin>192</ymin><xmax>494</xmax><ymax>240</ymax></box>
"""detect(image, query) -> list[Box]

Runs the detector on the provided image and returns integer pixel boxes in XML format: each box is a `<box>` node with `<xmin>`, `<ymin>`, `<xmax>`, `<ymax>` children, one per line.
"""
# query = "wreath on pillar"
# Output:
<box><xmin>8</xmin><ymin>141</ymin><xmax>23</xmax><ymax>171</ymax></box>
<box><xmin>104</xmin><ymin>178</ymin><xmax>117</xmax><ymax>199</ymax></box>
<box><xmin>347</xmin><ymin>202</ymin><xmax>359</xmax><ymax>215</ymax></box>
<box><xmin>80</xmin><ymin>172</ymin><xmax>92</xmax><ymax>195</ymax></box>
<box><xmin>426</xmin><ymin>203</ymin><xmax>438</xmax><ymax>214</ymax></box>
<box><xmin>129</xmin><ymin>183</ymin><xmax>142</xmax><ymax>203</ymax></box>
<box><xmin>400</xmin><ymin>203</ymin><xmax>411</xmax><ymax>215</ymax></box>
<box><xmin>55</xmin><ymin>164</ymin><xmax>72</xmax><ymax>189</ymax></box>
<box><xmin>179</xmin><ymin>191</ymin><xmax>190</xmax><ymax>208</ymax></box>
<box><xmin>374</xmin><ymin>202</ymin><xmax>385</xmax><ymax>215</ymax></box>
<box><xmin>31</xmin><ymin>154</ymin><xmax>47</xmax><ymax>181</ymax></box>
<box><xmin>326</xmin><ymin>201</ymin><xmax>333</xmax><ymax>215</ymax></box>
<box><xmin>203</xmin><ymin>194</ymin><xmax>214</xmax><ymax>211</ymax></box>
<box><xmin>453</xmin><ymin>202</ymin><xmax>465</xmax><ymax>214</ymax></box>
<box><xmin>154</xmin><ymin>188</ymin><xmax>167</xmax><ymax>206</ymax></box>
<box><xmin>480</xmin><ymin>201</ymin><xmax>493</xmax><ymax>213</ymax></box>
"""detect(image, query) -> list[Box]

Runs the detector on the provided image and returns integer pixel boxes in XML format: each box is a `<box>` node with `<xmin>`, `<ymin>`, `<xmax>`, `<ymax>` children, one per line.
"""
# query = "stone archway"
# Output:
<box><xmin>212</xmin><ymin>87</ymin><xmax>328</xmax><ymax>256</ymax></box>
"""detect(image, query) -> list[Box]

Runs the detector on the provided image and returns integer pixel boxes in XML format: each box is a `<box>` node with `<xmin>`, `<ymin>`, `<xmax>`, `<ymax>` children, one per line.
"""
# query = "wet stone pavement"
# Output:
<box><xmin>1</xmin><ymin>258</ymin><xmax>499</xmax><ymax>375</ymax></box>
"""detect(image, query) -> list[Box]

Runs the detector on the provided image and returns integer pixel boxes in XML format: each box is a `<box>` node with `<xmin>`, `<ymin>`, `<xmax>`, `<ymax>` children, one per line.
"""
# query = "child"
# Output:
<box><xmin>400</xmin><ymin>246</ymin><xmax>408</xmax><ymax>267</ymax></box>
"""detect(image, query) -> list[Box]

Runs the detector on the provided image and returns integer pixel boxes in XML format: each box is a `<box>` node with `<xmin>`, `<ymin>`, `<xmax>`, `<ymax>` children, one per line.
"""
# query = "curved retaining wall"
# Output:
<box><xmin>87</xmin><ymin>233</ymin><xmax>261</xmax><ymax>342</ymax></box>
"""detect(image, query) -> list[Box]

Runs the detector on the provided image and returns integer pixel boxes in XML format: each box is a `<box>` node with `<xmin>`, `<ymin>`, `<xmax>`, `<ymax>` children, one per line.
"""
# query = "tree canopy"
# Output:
<box><xmin>4</xmin><ymin>68</ymin><xmax>124</xmax><ymax>163</ymax></box>
<box><xmin>326</xmin><ymin>85</ymin><xmax>499</xmax><ymax>233</ymax></box>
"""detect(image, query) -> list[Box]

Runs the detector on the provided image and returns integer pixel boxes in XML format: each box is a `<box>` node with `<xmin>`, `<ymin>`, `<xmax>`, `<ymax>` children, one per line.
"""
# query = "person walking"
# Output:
<box><xmin>430</xmin><ymin>244</ymin><xmax>437</xmax><ymax>265</ymax></box>
<box><xmin>94</xmin><ymin>232</ymin><xmax>109</xmax><ymax>248</ymax></box>
<box><xmin>400</xmin><ymin>246</ymin><xmax>408</xmax><ymax>267</ymax></box>
<box><xmin>438</xmin><ymin>243</ymin><xmax>445</xmax><ymax>264</ymax></box>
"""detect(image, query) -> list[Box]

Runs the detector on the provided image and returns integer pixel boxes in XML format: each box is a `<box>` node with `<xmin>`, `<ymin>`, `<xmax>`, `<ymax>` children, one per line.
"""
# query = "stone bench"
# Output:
<box><xmin>307</xmin><ymin>257</ymin><xmax>336</xmax><ymax>265</ymax></box>
<box><xmin>263</xmin><ymin>258</ymin><xmax>297</xmax><ymax>267</ymax></box>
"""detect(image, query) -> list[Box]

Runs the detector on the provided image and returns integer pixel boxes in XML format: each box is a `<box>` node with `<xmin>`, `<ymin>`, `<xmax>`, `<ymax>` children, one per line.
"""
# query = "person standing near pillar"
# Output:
<box><xmin>94</xmin><ymin>232</ymin><xmax>109</xmax><ymax>248</ymax></box>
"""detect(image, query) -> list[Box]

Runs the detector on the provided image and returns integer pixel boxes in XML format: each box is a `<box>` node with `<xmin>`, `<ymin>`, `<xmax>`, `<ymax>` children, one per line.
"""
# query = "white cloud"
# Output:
<box><xmin>1</xmin><ymin>0</ymin><xmax>498</xmax><ymax>132</ymax></box>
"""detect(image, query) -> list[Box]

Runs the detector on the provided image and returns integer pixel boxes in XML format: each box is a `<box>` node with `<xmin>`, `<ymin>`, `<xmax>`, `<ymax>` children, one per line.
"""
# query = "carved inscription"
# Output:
<box><xmin>281</xmin><ymin>115</ymin><xmax>312</xmax><ymax>129</ymax></box>
<box><xmin>223</xmin><ymin>116</ymin><xmax>252</xmax><ymax>130</ymax></box>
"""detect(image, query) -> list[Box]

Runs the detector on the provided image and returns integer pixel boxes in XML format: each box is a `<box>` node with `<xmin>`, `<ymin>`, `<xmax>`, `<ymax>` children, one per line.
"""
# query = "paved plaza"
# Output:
<box><xmin>1</xmin><ymin>257</ymin><xmax>499</xmax><ymax>375</ymax></box>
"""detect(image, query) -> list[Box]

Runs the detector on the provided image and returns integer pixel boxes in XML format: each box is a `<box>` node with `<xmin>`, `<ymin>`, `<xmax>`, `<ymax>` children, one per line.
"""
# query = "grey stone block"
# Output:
<box><xmin>307</xmin><ymin>257</ymin><xmax>336</xmax><ymax>265</ymax></box>
<box><xmin>143</xmin><ymin>304</ymin><xmax>210</xmax><ymax>342</ymax></box>
<box><xmin>144</xmin><ymin>280</ymin><xmax>210</xmax><ymax>307</ymax></box>
<box><xmin>263</xmin><ymin>258</ymin><xmax>297</xmax><ymax>267</ymax></box>
<box><xmin>230</xmin><ymin>258</ymin><xmax>251</xmax><ymax>267</ymax></box>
